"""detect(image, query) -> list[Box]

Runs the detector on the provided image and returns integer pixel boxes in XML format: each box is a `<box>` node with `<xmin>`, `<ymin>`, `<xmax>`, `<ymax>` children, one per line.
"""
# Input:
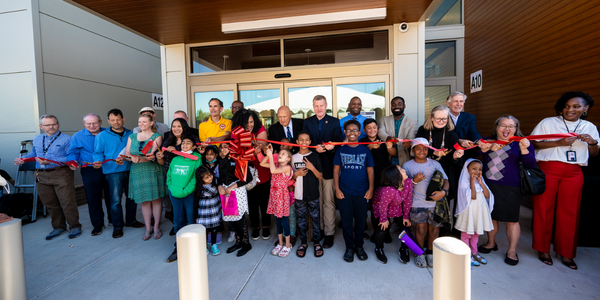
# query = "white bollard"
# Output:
<box><xmin>176</xmin><ymin>224</ymin><xmax>209</xmax><ymax>300</ymax></box>
<box><xmin>432</xmin><ymin>237</ymin><xmax>471</xmax><ymax>300</ymax></box>
<box><xmin>0</xmin><ymin>218</ymin><xmax>27</xmax><ymax>300</ymax></box>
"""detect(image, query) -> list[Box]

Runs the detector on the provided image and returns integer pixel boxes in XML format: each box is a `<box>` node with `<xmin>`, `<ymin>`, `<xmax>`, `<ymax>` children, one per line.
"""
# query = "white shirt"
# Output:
<box><xmin>292</xmin><ymin>152</ymin><xmax>310</xmax><ymax>200</ymax></box>
<box><xmin>531</xmin><ymin>116</ymin><xmax>599</xmax><ymax>166</ymax></box>
<box><xmin>450</xmin><ymin>112</ymin><xmax>459</xmax><ymax>126</ymax></box>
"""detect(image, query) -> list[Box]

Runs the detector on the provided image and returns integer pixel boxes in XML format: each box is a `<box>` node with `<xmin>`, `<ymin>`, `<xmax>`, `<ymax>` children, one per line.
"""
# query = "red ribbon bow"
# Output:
<box><xmin>229</xmin><ymin>126</ymin><xmax>256</xmax><ymax>182</ymax></box>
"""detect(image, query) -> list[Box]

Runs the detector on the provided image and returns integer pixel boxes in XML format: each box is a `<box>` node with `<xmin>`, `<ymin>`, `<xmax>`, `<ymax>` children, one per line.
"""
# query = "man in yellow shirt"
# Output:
<box><xmin>198</xmin><ymin>98</ymin><xmax>232</xmax><ymax>142</ymax></box>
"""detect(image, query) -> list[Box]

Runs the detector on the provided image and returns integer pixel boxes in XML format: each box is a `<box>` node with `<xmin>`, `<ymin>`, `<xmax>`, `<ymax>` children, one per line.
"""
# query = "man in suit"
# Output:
<box><xmin>302</xmin><ymin>95</ymin><xmax>343</xmax><ymax>248</ymax></box>
<box><xmin>268</xmin><ymin>106</ymin><xmax>303</xmax><ymax>152</ymax></box>
<box><xmin>446</xmin><ymin>91</ymin><xmax>482</xmax><ymax>147</ymax></box>
<box><xmin>378</xmin><ymin>96</ymin><xmax>418</xmax><ymax>167</ymax></box>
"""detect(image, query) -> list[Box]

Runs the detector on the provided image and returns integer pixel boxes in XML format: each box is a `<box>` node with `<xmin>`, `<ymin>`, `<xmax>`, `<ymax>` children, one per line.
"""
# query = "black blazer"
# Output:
<box><xmin>268</xmin><ymin>118</ymin><xmax>304</xmax><ymax>152</ymax></box>
<box><xmin>302</xmin><ymin>115</ymin><xmax>343</xmax><ymax>179</ymax></box>
<box><xmin>451</xmin><ymin>112</ymin><xmax>481</xmax><ymax>141</ymax></box>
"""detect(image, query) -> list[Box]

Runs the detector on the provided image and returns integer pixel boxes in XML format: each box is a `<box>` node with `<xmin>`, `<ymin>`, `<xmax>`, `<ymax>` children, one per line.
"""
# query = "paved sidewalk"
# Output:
<box><xmin>21</xmin><ymin>205</ymin><xmax>600</xmax><ymax>300</ymax></box>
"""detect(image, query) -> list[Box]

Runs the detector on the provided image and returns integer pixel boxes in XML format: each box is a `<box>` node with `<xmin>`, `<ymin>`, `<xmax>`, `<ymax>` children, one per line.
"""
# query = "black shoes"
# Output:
<box><xmin>237</xmin><ymin>244</ymin><xmax>252</xmax><ymax>257</ymax></box>
<box><xmin>125</xmin><ymin>221</ymin><xmax>145</xmax><ymax>228</ymax></box>
<box><xmin>323</xmin><ymin>235</ymin><xmax>334</xmax><ymax>249</ymax></box>
<box><xmin>167</xmin><ymin>248</ymin><xmax>177</xmax><ymax>263</ymax></box>
<box><xmin>343</xmin><ymin>249</ymin><xmax>354</xmax><ymax>263</ymax></box>
<box><xmin>375</xmin><ymin>248</ymin><xmax>387</xmax><ymax>264</ymax></box>
<box><xmin>262</xmin><ymin>228</ymin><xmax>270</xmax><ymax>240</ymax></box>
<box><xmin>169</xmin><ymin>227</ymin><xmax>176</xmax><ymax>236</ymax></box>
<box><xmin>91</xmin><ymin>226</ymin><xmax>104</xmax><ymax>236</ymax></box>
<box><xmin>355</xmin><ymin>247</ymin><xmax>368</xmax><ymax>261</ymax></box>
<box><xmin>504</xmin><ymin>253</ymin><xmax>519</xmax><ymax>266</ymax></box>
<box><xmin>227</xmin><ymin>243</ymin><xmax>243</xmax><ymax>254</ymax></box>
<box><xmin>363</xmin><ymin>232</ymin><xmax>370</xmax><ymax>240</ymax></box>
<box><xmin>112</xmin><ymin>229</ymin><xmax>124</xmax><ymax>239</ymax></box>
<box><xmin>478</xmin><ymin>243</ymin><xmax>498</xmax><ymax>254</ymax></box>
<box><xmin>398</xmin><ymin>244</ymin><xmax>410</xmax><ymax>264</ymax></box>
<box><xmin>251</xmin><ymin>228</ymin><xmax>260</xmax><ymax>241</ymax></box>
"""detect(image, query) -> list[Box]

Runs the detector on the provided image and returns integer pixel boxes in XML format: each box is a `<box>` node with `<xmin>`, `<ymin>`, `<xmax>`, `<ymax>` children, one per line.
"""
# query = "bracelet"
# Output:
<box><xmin>590</xmin><ymin>141</ymin><xmax>599</xmax><ymax>146</ymax></box>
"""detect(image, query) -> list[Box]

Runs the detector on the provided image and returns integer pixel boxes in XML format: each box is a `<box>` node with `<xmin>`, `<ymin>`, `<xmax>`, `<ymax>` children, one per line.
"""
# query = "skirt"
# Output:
<box><xmin>487</xmin><ymin>182</ymin><xmax>521</xmax><ymax>222</ymax></box>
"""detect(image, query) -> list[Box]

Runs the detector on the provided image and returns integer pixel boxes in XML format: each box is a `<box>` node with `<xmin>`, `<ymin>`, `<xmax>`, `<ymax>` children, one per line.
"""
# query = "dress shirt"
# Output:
<box><xmin>68</xmin><ymin>128</ymin><xmax>106</xmax><ymax>165</ymax></box>
<box><xmin>23</xmin><ymin>131</ymin><xmax>71</xmax><ymax>169</ymax></box>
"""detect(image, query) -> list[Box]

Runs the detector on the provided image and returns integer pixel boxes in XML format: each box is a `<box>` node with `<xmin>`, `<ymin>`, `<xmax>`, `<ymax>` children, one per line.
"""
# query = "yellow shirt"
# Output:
<box><xmin>198</xmin><ymin>117</ymin><xmax>232</xmax><ymax>141</ymax></box>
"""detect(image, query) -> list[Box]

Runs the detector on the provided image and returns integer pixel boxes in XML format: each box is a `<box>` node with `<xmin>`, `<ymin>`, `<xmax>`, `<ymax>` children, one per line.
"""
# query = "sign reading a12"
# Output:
<box><xmin>470</xmin><ymin>70</ymin><xmax>482</xmax><ymax>93</ymax></box>
<box><xmin>152</xmin><ymin>93</ymin><xmax>163</xmax><ymax>110</ymax></box>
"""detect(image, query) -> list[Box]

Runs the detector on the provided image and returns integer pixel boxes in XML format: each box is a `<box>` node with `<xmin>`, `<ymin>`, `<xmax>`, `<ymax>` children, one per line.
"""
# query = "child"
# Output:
<box><xmin>292</xmin><ymin>132</ymin><xmax>324</xmax><ymax>257</ymax></box>
<box><xmin>403</xmin><ymin>137</ymin><xmax>449</xmax><ymax>268</ymax></box>
<box><xmin>217</xmin><ymin>142</ymin><xmax>253</xmax><ymax>257</ymax></box>
<box><xmin>163</xmin><ymin>136</ymin><xmax>202</xmax><ymax>262</ymax></box>
<box><xmin>195</xmin><ymin>166</ymin><xmax>223</xmax><ymax>256</ymax></box>
<box><xmin>333</xmin><ymin>120</ymin><xmax>374</xmax><ymax>263</ymax></box>
<box><xmin>261</xmin><ymin>146</ymin><xmax>294</xmax><ymax>257</ymax></box>
<box><xmin>280</xmin><ymin>138</ymin><xmax>298</xmax><ymax>246</ymax></box>
<box><xmin>455</xmin><ymin>158</ymin><xmax>494</xmax><ymax>267</ymax></box>
<box><xmin>371</xmin><ymin>165</ymin><xmax>413</xmax><ymax>264</ymax></box>
<box><xmin>202</xmin><ymin>145</ymin><xmax>224</xmax><ymax>244</ymax></box>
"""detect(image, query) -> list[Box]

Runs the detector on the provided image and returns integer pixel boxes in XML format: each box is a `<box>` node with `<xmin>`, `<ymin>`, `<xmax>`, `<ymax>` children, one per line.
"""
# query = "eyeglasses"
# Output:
<box><xmin>433</xmin><ymin>117</ymin><xmax>448</xmax><ymax>122</ymax></box>
<box><xmin>345</xmin><ymin>129</ymin><xmax>360</xmax><ymax>134</ymax></box>
<box><xmin>497</xmin><ymin>125</ymin><xmax>516</xmax><ymax>130</ymax></box>
<box><xmin>41</xmin><ymin>123</ymin><xmax>58</xmax><ymax>127</ymax></box>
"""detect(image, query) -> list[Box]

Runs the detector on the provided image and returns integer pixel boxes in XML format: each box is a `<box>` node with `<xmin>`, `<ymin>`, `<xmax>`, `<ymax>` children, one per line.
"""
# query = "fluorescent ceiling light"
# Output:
<box><xmin>222</xmin><ymin>7</ymin><xmax>386</xmax><ymax>34</ymax></box>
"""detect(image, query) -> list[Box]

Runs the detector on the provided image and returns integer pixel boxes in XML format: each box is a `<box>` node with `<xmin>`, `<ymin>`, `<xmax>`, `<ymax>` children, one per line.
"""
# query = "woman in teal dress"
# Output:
<box><xmin>125</xmin><ymin>114</ymin><xmax>166</xmax><ymax>240</ymax></box>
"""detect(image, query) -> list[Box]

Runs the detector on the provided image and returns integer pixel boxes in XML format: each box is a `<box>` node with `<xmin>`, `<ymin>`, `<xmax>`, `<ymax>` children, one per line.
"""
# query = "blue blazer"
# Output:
<box><xmin>452</xmin><ymin>112</ymin><xmax>482</xmax><ymax>141</ymax></box>
<box><xmin>302</xmin><ymin>115</ymin><xmax>343</xmax><ymax>179</ymax></box>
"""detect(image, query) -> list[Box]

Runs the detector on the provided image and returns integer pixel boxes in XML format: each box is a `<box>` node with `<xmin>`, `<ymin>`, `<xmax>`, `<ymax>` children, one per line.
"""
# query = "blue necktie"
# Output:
<box><xmin>286</xmin><ymin>126</ymin><xmax>292</xmax><ymax>139</ymax></box>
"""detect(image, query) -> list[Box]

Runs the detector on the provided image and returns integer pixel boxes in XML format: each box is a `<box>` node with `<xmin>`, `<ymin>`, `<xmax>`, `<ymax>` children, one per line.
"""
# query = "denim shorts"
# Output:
<box><xmin>410</xmin><ymin>207</ymin><xmax>442</xmax><ymax>227</ymax></box>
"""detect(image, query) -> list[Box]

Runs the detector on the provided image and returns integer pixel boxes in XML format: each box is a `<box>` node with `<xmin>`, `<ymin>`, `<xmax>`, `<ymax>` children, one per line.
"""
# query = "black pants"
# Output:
<box><xmin>338</xmin><ymin>192</ymin><xmax>368</xmax><ymax>250</ymax></box>
<box><xmin>248</xmin><ymin>181</ymin><xmax>271</xmax><ymax>228</ymax></box>
<box><xmin>296</xmin><ymin>197</ymin><xmax>321</xmax><ymax>244</ymax></box>
<box><xmin>80</xmin><ymin>167</ymin><xmax>110</xmax><ymax>229</ymax></box>
<box><xmin>230</xmin><ymin>218</ymin><xmax>250</xmax><ymax>245</ymax></box>
<box><xmin>206</xmin><ymin>225</ymin><xmax>223</xmax><ymax>245</ymax></box>
<box><xmin>371</xmin><ymin>216</ymin><xmax>390</xmax><ymax>249</ymax></box>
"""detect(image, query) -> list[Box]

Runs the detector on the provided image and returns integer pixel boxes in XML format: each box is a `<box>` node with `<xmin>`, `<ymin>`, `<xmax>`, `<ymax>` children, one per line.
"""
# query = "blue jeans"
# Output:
<box><xmin>169</xmin><ymin>190</ymin><xmax>195</xmax><ymax>234</ymax></box>
<box><xmin>275</xmin><ymin>216</ymin><xmax>290</xmax><ymax>237</ymax></box>
<box><xmin>106</xmin><ymin>171</ymin><xmax>138</xmax><ymax>230</ymax></box>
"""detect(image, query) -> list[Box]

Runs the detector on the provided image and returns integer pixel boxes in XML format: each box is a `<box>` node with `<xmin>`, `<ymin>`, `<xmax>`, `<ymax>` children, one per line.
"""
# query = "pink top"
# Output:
<box><xmin>372</xmin><ymin>178</ymin><xmax>413</xmax><ymax>222</ymax></box>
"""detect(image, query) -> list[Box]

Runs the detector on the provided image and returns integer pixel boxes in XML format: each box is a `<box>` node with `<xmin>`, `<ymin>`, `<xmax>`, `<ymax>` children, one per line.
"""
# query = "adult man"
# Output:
<box><xmin>268</xmin><ymin>105</ymin><xmax>304</xmax><ymax>152</ymax></box>
<box><xmin>446</xmin><ymin>91</ymin><xmax>482</xmax><ymax>147</ymax></box>
<box><xmin>302</xmin><ymin>95</ymin><xmax>343</xmax><ymax>248</ymax></box>
<box><xmin>231</xmin><ymin>100</ymin><xmax>244</xmax><ymax>116</ymax></box>
<box><xmin>339</xmin><ymin>96</ymin><xmax>367</xmax><ymax>140</ymax></box>
<box><xmin>67</xmin><ymin>113</ymin><xmax>111</xmax><ymax>236</ymax></box>
<box><xmin>133</xmin><ymin>107</ymin><xmax>170</xmax><ymax>136</ymax></box>
<box><xmin>378</xmin><ymin>96</ymin><xmax>418</xmax><ymax>166</ymax></box>
<box><xmin>93</xmin><ymin>109</ymin><xmax>144</xmax><ymax>238</ymax></box>
<box><xmin>15</xmin><ymin>115</ymin><xmax>81</xmax><ymax>240</ymax></box>
<box><xmin>198</xmin><ymin>98</ymin><xmax>232</xmax><ymax>142</ymax></box>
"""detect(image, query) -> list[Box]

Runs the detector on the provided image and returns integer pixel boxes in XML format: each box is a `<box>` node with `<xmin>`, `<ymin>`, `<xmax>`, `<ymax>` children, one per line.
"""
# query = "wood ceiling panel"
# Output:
<box><xmin>69</xmin><ymin>0</ymin><xmax>433</xmax><ymax>44</ymax></box>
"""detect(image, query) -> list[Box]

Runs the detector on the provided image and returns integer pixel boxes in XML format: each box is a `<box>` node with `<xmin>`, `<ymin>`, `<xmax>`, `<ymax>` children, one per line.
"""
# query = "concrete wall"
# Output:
<box><xmin>0</xmin><ymin>0</ymin><xmax>162</xmax><ymax>181</ymax></box>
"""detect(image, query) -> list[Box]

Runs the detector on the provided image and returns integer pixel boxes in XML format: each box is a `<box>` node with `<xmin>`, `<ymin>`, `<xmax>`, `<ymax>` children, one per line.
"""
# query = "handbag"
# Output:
<box><xmin>426</xmin><ymin>170</ymin><xmax>444</xmax><ymax>201</ymax></box>
<box><xmin>220</xmin><ymin>191</ymin><xmax>239</xmax><ymax>216</ymax></box>
<box><xmin>519</xmin><ymin>162</ymin><xmax>546</xmax><ymax>196</ymax></box>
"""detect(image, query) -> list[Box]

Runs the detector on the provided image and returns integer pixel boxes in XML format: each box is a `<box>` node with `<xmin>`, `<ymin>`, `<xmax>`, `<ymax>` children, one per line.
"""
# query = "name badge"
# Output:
<box><xmin>566</xmin><ymin>150</ymin><xmax>577</xmax><ymax>162</ymax></box>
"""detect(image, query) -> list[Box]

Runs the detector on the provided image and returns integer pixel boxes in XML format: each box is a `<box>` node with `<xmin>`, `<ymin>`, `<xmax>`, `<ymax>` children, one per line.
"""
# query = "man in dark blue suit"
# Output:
<box><xmin>302</xmin><ymin>95</ymin><xmax>343</xmax><ymax>248</ymax></box>
<box><xmin>447</xmin><ymin>91</ymin><xmax>482</xmax><ymax>148</ymax></box>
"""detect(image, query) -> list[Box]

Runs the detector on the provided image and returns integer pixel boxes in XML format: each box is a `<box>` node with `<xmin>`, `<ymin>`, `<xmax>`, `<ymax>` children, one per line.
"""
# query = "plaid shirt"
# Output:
<box><xmin>196</xmin><ymin>184</ymin><xmax>222</xmax><ymax>228</ymax></box>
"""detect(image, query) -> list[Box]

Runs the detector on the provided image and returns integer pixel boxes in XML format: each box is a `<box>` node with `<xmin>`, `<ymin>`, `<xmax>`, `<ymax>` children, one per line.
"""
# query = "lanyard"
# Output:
<box><xmin>42</xmin><ymin>132</ymin><xmax>61</xmax><ymax>155</ymax></box>
<box><xmin>562</xmin><ymin>117</ymin><xmax>581</xmax><ymax>134</ymax></box>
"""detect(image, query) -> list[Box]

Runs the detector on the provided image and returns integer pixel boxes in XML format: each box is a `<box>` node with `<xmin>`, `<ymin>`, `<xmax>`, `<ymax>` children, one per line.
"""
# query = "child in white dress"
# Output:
<box><xmin>455</xmin><ymin>158</ymin><xmax>495</xmax><ymax>266</ymax></box>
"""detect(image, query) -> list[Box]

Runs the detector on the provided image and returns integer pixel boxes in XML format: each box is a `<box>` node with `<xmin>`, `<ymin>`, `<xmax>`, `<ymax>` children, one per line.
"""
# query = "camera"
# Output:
<box><xmin>399</xmin><ymin>22</ymin><xmax>409</xmax><ymax>33</ymax></box>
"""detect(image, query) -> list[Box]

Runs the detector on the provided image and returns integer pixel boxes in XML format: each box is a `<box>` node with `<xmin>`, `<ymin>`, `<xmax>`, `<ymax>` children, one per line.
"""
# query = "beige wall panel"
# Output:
<box><xmin>165</xmin><ymin>45</ymin><xmax>185</xmax><ymax>73</ymax></box>
<box><xmin>39</xmin><ymin>0</ymin><xmax>160</xmax><ymax>56</ymax></box>
<box><xmin>0</xmin><ymin>0</ymin><xmax>28</xmax><ymax>13</ymax></box>
<box><xmin>166</xmin><ymin>71</ymin><xmax>188</xmax><ymax>125</ymax></box>
<box><xmin>39</xmin><ymin>14</ymin><xmax>162</xmax><ymax>93</ymax></box>
<box><xmin>0</xmin><ymin>10</ymin><xmax>33</xmax><ymax>74</ymax></box>
<box><xmin>394</xmin><ymin>54</ymin><xmax>420</xmax><ymax>123</ymax></box>
<box><xmin>0</xmin><ymin>73</ymin><xmax>37</xmax><ymax>133</ymax></box>
<box><xmin>395</xmin><ymin>22</ymin><xmax>419</xmax><ymax>54</ymax></box>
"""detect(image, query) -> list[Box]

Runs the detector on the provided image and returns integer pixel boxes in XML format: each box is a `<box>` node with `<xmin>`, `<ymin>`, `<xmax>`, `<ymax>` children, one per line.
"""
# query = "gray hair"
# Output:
<box><xmin>83</xmin><ymin>113</ymin><xmax>102</xmax><ymax>122</ymax></box>
<box><xmin>39</xmin><ymin>114</ymin><xmax>58</xmax><ymax>125</ymax></box>
<box><xmin>446</xmin><ymin>91</ymin><xmax>467</xmax><ymax>102</ymax></box>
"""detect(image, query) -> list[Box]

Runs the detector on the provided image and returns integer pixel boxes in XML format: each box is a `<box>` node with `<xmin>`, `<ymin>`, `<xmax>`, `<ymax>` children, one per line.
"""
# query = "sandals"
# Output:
<box><xmin>538</xmin><ymin>252</ymin><xmax>553</xmax><ymax>266</ymax></box>
<box><xmin>297</xmin><ymin>245</ymin><xmax>307</xmax><ymax>258</ymax></box>
<box><xmin>557</xmin><ymin>254</ymin><xmax>577</xmax><ymax>270</ymax></box>
<box><xmin>279</xmin><ymin>246</ymin><xmax>291</xmax><ymax>257</ymax></box>
<box><xmin>314</xmin><ymin>243</ymin><xmax>324</xmax><ymax>258</ymax></box>
<box><xmin>271</xmin><ymin>245</ymin><xmax>283</xmax><ymax>256</ymax></box>
<box><xmin>142</xmin><ymin>230</ymin><xmax>153</xmax><ymax>241</ymax></box>
<box><xmin>154</xmin><ymin>229</ymin><xmax>163</xmax><ymax>240</ymax></box>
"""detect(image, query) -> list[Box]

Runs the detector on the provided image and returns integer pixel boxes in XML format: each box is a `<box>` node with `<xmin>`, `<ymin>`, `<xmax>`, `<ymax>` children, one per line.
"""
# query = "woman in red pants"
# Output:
<box><xmin>531</xmin><ymin>91</ymin><xmax>599</xmax><ymax>270</ymax></box>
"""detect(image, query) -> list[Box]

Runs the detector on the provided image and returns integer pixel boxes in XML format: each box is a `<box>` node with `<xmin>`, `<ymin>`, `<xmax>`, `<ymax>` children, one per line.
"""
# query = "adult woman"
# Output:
<box><xmin>477</xmin><ymin>115</ymin><xmax>535</xmax><ymax>266</ymax></box>
<box><xmin>125</xmin><ymin>114</ymin><xmax>166</xmax><ymax>240</ymax></box>
<box><xmin>530</xmin><ymin>91</ymin><xmax>599</xmax><ymax>270</ymax></box>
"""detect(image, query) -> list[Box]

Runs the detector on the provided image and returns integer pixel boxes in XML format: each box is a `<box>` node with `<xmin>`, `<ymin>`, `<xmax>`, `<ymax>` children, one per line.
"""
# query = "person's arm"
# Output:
<box><xmin>182</xmin><ymin>167</ymin><xmax>197</xmax><ymax>196</ymax></box>
<box><xmin>476</xmin><ymin>177</ymin><xmax>491</xmax><ymax>199</ymax></box>
<box><xmin>377</xmin><ymin>118</ymin><xmax>390</xmax><ymax>141</ymax></box>
<box><xmin>386</xmin><ymin>140</ymin><xmax>397</xmax><ymax>156</ymax></box>
<box><xmin>365</xmin><ymin>166</ymin><xmax>374</xmax><ymax>200</ymax></box>
<box><xmin>470</xmin><ymin>175</ymin><xmax>477</xmax><ymax>200</ymax></box>
<box><xmin>377</xmin><ymin>189</ymin><xmax>391</xmax><ymax>228</ymax></box>
<box><xmin>430</xmin><ymin>179</ymin><xmax>449</xmax><ymax>201</ymax></box>
<box><xmin>66</xmin><ymin>135</ymin><xmax>80</xmax><ymax>166</ymax></box>
<box><xmin>521</xmin><ymin>142</ymin><xmax>537</xmax><ymax>169</ymax></box>
<box><xmin>333</xmin><ymin>165</ymin><xmax>344</xmax><ymax>199</ymax></box>
<box><xmin>399</xmin><ymin>177</ymin><xmax>413</xmax><ymax>223</ymax></box>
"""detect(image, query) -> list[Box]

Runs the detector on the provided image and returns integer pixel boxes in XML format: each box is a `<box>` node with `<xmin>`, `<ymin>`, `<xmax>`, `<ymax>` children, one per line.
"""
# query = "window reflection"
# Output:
<box><xmin>194</xmin><ymin>91</ymin><xmax>235</xmax><ymax>125</ymax></box>
<box><xmin>425</xmin><ymin>42</ymin><xmax>456</xmax><ymax>78</ymax></box>
<box><xmin>240</xmin><ymin>89</ymin><xmax>281</xmax><ymax>130</ymax></box>
<box><xmin>288</xmin><ymin>86</ymin><xmax>333</xmax><ymax>119</ymax></box>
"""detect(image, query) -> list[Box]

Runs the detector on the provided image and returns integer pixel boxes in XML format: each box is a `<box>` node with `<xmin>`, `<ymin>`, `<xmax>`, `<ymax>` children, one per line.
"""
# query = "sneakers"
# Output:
<box><xmin>211</xmin><ymin>244</ymin><xmax>221</xmax><ymax>256</ymax></box>
<box><xmin>167</xmin><ymin>248</ymin><xmax>177</xmax><ymax>263</ymax></box>
<box><xmin>272</xmin><ymin>245</ymin><xmax>283</xmax><ymax>256</ymax></box>
<box><xmin>262</xmin><ymin>228</ymin><xmax>271</xmax><ymax>240</ymax></box>
<box><xmin>426</xmin><ymin>254</ymin><xmax>434</xmax><ymax>268</ymax></box>
<box><xmin>473</xmin><ymin>253</ymin><xmax>487</xmax><ymax>264</ymax></box>
<box><xmin>228</xmin><ymin>231</ymin><xmax>236</xmax><ymax>243</ymax></box>
<box><xmin>91</xmin><ymin>226</ymin><xmax>104</xmax><ymax>236</ymax></box>
<box><xmin>251</xmin><ymin>228</ymin><xmax>260</xmax><ymax>241</ymax></box>
<box><xmin>415</xmin><ymin>254</ymin><xmax>427</xmax><ymax>268</ymax></box>
<box><xmin>375</xmin><ymin>248</ymin><xmax>387</xmax><ymax>264</ymax></box>
<box><xmin>471</xmin><ymin>256</ymin><xmax>480</xmax><ymax>267</ymax></box>
<box><xmin>216</xmin><ymin>233</ymin><xmax>222</xmax><ymax>245</ymax></box>
<box><xmin>279</xmin><ymin>246</ymin><xmax>291</xmax><ymax>258</ymax></box>
<box><xmin>68</xmin><ymin>228</ymin><xmax>82</xmax><ymax>239</ymax></box>
<box><xmin>398</xmin><ymin>244</ymin><xmax>410</xmax><ymax>264</ymax></box>
<box><xmin>45</xmin><ymin>229</ymin><xmax>66</xmax><ymax>240</ymax></box>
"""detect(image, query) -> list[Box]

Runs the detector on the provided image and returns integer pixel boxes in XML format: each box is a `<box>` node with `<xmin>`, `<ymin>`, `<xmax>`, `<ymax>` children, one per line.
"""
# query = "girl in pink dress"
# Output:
<box><xmin>261</xmin><ymin>146</ymin><xmax>293</xmax><ymax>257</ymax></box>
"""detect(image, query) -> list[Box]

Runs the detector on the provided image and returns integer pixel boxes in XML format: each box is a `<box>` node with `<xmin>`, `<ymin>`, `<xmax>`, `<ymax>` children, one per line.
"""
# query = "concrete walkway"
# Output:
<box><xmin>20</xmin><ymin>204</ymin><xmax>600</xmax><ymax>300</ymax></box>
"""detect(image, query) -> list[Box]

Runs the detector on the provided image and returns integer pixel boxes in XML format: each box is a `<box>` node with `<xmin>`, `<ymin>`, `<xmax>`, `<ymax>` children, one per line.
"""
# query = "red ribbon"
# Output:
<box><xmin>21</xmin><ymin>157</ymin><xmax>79</xmax><ymax>167</ymax></box>
<box><xmin>161</xmin><ymin>147</ymin><xmax>198</xmax><ymax>161</ymax></box>
<box><xmin>141</xmin><ymin>140</ymin><xmax>154</xmax><ymax>155</ymax></box>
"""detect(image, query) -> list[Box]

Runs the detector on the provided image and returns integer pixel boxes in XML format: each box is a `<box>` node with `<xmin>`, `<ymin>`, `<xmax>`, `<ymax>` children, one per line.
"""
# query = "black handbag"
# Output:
<box><xmin>519</xmin><ymin>162</ymin><xmax>546</xmax><ymax>196</ymax></box>
<box><xmin>426</xmin><ymin>170</ymin><xmax>444</xmax><ymax>201</ymax></box>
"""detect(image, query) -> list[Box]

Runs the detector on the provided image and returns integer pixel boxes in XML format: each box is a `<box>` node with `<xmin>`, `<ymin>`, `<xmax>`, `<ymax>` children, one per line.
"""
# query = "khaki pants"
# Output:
<box><xmin>36</xmin><ymin>167</ymin><xmax>80</xmax><ymax>230</ymax></box>
<box><xmin>319</xmin><ymin>178</ymin><xmax>336</xmax><ymax>236</ymax></box>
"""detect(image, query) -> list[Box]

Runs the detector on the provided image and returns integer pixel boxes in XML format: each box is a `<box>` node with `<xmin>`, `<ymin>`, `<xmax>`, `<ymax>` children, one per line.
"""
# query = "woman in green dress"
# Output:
<box><xmin>125</xmin><ymin>114</ymin><xmax>166</xmax><ymax>240</ymax></box>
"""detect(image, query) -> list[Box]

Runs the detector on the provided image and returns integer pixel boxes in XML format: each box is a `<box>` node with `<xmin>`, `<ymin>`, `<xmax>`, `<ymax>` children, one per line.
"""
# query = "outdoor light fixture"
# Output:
<box><xmin>222</xmin><ymin>7</ymin><xmax>386</xmax><ymax>34</ymax></box>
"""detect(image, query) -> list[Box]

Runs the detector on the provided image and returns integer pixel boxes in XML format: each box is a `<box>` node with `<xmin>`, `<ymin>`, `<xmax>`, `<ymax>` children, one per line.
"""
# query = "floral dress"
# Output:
<box><xmin>266</xmin><ymin>167</ymin><xmax>292</xmax><ymax>218</ymax></box>
<box><xmin>128</xmin><ymin>133</ymin><xmax>166</xmax><ymax>203</ymax></box>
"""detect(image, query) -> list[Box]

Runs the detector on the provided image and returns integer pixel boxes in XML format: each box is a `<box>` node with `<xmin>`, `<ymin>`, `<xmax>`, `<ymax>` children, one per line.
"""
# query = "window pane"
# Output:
<box><xmin>240</xmin><ymin>89</ymin><xmax>281</xmax><ymax>131</ymax></box>
<box><xmin>288</xmin><ymin>86</ymin><xmax>333</xmax><ymax>119</ymax></box>
<box><xmin>425</xmin><ymin>42</ymin><xmax>456</xmax><ymax>78</ymax></box>
<box><xmin>424</xmin><ymin>86</ymin><xmax>451</xmax><ymax>120</ymax></box>
<box><xmin>191</xmin><ymin>40</ymin><xmax>281</xmax><ymax>73</ymax></box>
<box><xmin>284</xmin><ymin>31</ymin><xmax>388</xmax><ymax>67</ymax></box>
<box><xmin>426</xmin><ymin>0</ymin><xmax>462</xmax><ymax>27</ymax></box>
<box><xmin>336</xmin><ymin>83</ymin><xmax>385</xmax><ymax>122</ymax></box>
<box><xmin>194</xmin><ymin>91</ymin><xmax>235</xmax><ymax>125</ymax></box>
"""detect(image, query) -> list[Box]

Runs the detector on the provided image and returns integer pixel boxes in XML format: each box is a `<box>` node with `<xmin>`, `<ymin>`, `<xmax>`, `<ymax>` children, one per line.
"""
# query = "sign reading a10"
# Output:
<box><xmin>470</xmin><ymin>70</ymin><xmax>482</xmax><ymax>93</ymax></box>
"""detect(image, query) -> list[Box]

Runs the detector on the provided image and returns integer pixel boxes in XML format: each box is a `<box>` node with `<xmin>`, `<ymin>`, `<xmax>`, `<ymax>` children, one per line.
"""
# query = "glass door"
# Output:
<box><xmin>425</xmin><ymin>78</ymin><xmax>456</xmax><ymax>120</ymax></box>
<box><xmin>238</xmin><ymin>83</ymin><xmax>283</xmax><ymax>130</ymax></box>
<box><xmin>284</xmin><ymin>80</ymin><xmax>333</xmax><ymax>119</ymax></box>
<box><xmin>192</xmin><ymin>84</ymin><xmax>236</xmax><ymax>126</ymax></box>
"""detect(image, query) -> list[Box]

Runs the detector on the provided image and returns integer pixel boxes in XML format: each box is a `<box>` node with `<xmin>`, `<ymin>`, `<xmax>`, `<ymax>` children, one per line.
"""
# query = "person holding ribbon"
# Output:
<box><xmin>530</xmin><ymin>91</ymin><xmax>599</xmax><ymax>270</ymax></box>
<box><xmin>14</xmin><ymin>115</ymin><xmax>82</xmax><ymax>240</ymax></box>
<box><xmin>125</xmin><ymin>114</ymin><xmax>166</xmax><ymax>241</ymax></box>
<box><xmin>476</xmin><ymin>115</ymin><xmax>535</xmax><ymax>266</ymax></box>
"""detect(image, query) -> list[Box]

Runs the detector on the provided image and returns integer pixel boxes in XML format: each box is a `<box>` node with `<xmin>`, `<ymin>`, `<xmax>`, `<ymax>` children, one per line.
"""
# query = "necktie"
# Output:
<box><xmin>286</xmin><ymin>126</ymin><xmax>292</xmax><ymax>139</ymax></box>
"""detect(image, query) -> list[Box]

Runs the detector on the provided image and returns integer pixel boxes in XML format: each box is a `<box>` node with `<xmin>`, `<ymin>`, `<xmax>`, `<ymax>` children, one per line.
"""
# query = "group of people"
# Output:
<box><xmin>15</xmin><ymin>91</ymin><xmax>598</xmax><ymax>270</ymax></box>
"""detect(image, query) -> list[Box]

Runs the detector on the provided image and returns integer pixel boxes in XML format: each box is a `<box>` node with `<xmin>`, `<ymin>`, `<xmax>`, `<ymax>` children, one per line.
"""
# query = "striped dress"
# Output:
<box><xmin>196</xmin><ymin>184</ymin><xmax>222</xmax><ymax>228</ymax></box>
